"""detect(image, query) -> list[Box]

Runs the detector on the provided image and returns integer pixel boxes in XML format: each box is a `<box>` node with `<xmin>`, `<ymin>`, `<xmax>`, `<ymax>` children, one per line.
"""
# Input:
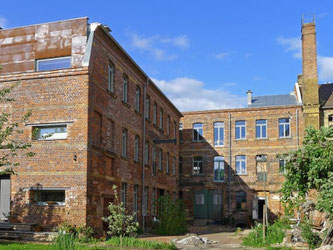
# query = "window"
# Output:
<box><xmin>93</xmin><ymin>111</ymin><xmax>102</xmax><ymax>145</ymax></box>
<box><xmin>214</xmin><ymin>156</ymin><xmax>225</xmax><ymax>181</ymax></box>
<box><xmin>329</xmin><ymin>115</ymin><xmax>333</xmax><ymax>122</ymax></box>
<box><xmin>33</xmin><ymin>125</ymin><xmax>67</xmax><ymax>140</ymax></box>
<box><xmin>174</xmin><ymin>121</ymin><xmax>177</xmax><ymax>139</ymax></box>
<box><xmin>108</xmin><ymin>63</ymin><xmax>115</xmax><ymax>93</ymax></box>
<box><xmin>153</xmin><ymin>103</ymin><xmax>157</xmax><ymax>125</ymax></box>
<box><xmin>106</xmin><ymin>119</ymin><xmax>115</xmax><ymax>150</ymax></box>
<box><xmin>36</xmin><ymin>57</ymin><xmax>71</xmax><ymax>71</ymax></box>
<box><xmin>144</xmin><ymin>141</ymin><xmax>149</xmax><ymax>165</ymax></box>
<box><xmin>158</xmin><ymin>149</ymin><xmax>162</xmax><ymax>170</ymax></box>
<box><xmin>159</xmin><ymin>108</ymin><xmax>163</xmax><ymax>129</ymax></box>
<box><xmin>134</xmin><ymin>136</ymin><xmax>139</xmax><ymax>161</ymax></box>
<box><xmin>179</xmin><ymin>123</ymin><xmax>183</xmax><ymax>142</ymax></box>
<box><xmin>214</xmin><ymin>122</ymin><xmax>224</xmax><ymax>146</ymax></box>
<box><xmin>173</xmin><ymin>156</ymin><xmax>176</xmax><ymax>175</ymax></box>
<box><xmin>235</xmin><ymin>120</ymin><xmax>246</xmax><ymax>139</ymax></box>
<box><xmin>166</xmin><ymin>153</ymin><xmax>169</xmax><ymax>173</ymax></box>
<box><xmin>133</xmin><ymin>185</ymin><xmax>138</xmax><ymax>220</ymax></box>
<box><xmin>122</xmin><ymin>75</ymin><xmax>128</xmax><ymax>103</ymax></box>
<box><xmin>279</xmin><ymin>118</ymin><xmax>290</xmax><ymax>138</ymax></box>
<box><xmin>213</xmin><ymin>193</ymin><xmax>222</xmax><ymax>205</ymax></box>
<box><xmin>256</xmin><ymin>119</ymin><xmax>267</xmax><ymax>139</ymax></box>
<box><xmin>193</xmin><ymin>123</ymin><xmax>203</xmax><ymax>142</ymax></box>
<box><xmin>143</xmin><ymin>186</ymin><xmax>148</xmax><ymax>215</ymax></box>
<box><xmin>152</xmin><ymin>187</ymin><xmax>157</xmax><ymax>215</ymax></box>
<box><xmin>256</xmin><ymin>155</ymin><xmax>267</xmax><ymax>181</ymax></box>
<box><xmin>236</xmin><ymin>191</ymin><xmax>246</xmax><ymax>210</ymax></box>
<box><xmin>279</xmin><ymin>159</ymin><xmax>286</xmax><ymax>173</ymax></box>
<box><xmin>152</xmin><ymin>145</ymin><xmax>156</xmax><ymax>175</ymax></box>
<box><xmin>145</xmin><ymin>96</ymin><xmax>150</xmax><ymax>119</ymax></box>
<box><xmin>122</xmin><ymin>128</ymin><xmax>127</xmax><ymax>157</ymax></box>
<box><xmin>193</xmin><ymin>156</ymin><xmax>203</xmax><ymax>175</ymax></box>
<box><xmin>179</xmin><ymin>157</ymin><xmax>183</xmax><ymax>175</ymax></box>
<box><xmin>135</xmin><ymin>87</ymin><xmax>140</xmax><ymax>112</ymax></box>
<box><xmin>195</xmin><ymin>193</ymin><xmax>204</xmax><ymax>205</ymax></box>
<box><xmin>167</xmin><ymin>115</ymin><xmax>170</xmax><ymax>135</ymax></box>
<box><xmin>121</xmin><ymin>183</ymin><xmax>127</xmax><ymax>207</ymax></box>
<box><xmin>236</xmin><ymin>155</ymin><xmax>246</xmax><ymax>174</ymax></box>
<box><xmin>34</xmin><ymin>190</ymin><xmax>65</xmax><ymax>205</ymax></box>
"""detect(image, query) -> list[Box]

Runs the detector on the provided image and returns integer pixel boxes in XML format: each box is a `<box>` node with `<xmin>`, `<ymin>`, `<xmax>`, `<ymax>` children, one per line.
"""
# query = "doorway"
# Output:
<box><xmin>258</xmin><ymin>199</ymin><xmax>265</xmax><ymax>219</ymax></box>
<box><xmin>0</xmin><ymin>175</ymin><xmax>11</xmax><ymax>220</ymax></box>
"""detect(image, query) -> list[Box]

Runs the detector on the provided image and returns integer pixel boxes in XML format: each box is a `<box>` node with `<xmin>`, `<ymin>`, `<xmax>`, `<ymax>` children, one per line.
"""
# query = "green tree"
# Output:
<box><xmin>280</xmin><ymin>126</ymin><xmax>333</xmax><ymax>220</ymax></box>
<box><xmin>0</xmin><ymin>81</ymin><xmax>34</xmax><ymax>176</ymax></box>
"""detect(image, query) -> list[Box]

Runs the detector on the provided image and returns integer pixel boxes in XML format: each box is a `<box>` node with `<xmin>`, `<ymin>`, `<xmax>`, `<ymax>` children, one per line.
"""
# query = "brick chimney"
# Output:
<box><xmin>301</xmin><ymin>18</ymin><xmax>320</xmax><ymax>129</ymax></box>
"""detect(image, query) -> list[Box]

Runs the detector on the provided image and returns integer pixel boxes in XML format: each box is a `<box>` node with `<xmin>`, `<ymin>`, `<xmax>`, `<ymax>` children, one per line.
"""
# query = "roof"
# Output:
<box><xmin>249</xmin><ymin>94</ymin><xmax>299</xmax><ymax>108</ymax></box>
<box><xmin>319</xmin><ymin>83</ymin><xmax>333</xmax><ymax>108</ymax></box>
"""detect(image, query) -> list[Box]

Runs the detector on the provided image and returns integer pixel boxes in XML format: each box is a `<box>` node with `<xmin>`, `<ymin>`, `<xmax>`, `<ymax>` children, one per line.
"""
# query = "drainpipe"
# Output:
<box><xmin>142</xmin><ymin>78</ymin><xmax>149</xmax><ymax>232</ymax></box>
<box><xmin>296</xmin><ymin>109</ymin><xmax>299</xmax><ymax>149</ymax></box>
<box><xmin>228</xmin><ymin>113</ymin><xmax>232</xmax><ymax>220</ymax></box>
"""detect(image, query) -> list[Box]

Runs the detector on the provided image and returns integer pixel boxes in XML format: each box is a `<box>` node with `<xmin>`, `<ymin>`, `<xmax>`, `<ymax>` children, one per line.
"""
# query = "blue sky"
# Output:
<box><xmin>1</xmin><ymin>1</ymin><xmax>333</xmax><ymax>111</ymax></box>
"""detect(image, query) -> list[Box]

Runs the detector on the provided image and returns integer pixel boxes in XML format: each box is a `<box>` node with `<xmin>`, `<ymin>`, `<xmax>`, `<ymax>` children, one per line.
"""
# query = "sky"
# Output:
<box><xmin>1</xmin><ymin>1</ymin><xmax>333</xmax><ymax>111</ymax></box>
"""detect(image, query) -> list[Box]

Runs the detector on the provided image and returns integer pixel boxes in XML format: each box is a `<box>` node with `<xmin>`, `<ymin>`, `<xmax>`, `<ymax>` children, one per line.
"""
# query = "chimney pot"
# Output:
<box><xmin>246</xmin><ymin>90</ymin><xmax>253</xmax><ymax>105</ymax></box>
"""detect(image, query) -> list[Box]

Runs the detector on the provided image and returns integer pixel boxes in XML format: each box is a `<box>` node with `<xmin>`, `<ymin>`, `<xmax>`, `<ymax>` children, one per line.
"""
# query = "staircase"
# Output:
<box><xmin>0</xmin><ymin>223</ymin><xmax>56</xmax><ymax>241</ymax></box>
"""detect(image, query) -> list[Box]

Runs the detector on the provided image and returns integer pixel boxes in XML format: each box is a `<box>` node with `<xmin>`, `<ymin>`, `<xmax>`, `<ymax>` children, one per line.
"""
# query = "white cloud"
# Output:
<box><xmin>215</xmin><ymin>52</ymin><xmax>231</xmax><ymax>60</ymax></box>
<box><xmin>276</xmin><ymin>36</ymin><xmax>302</xmax><ymax>59</ymax></box>
<box><xmin>152</xmin><ymin>77</ymin><xmax>247</xmax><ymax>111</ymax></box>
<box><xmin>0</xmin><ymin>16</ymin><xmax>8</xmax><ymax>28</ymax></box>
<box><xmin>128</xmin><ymin>32</ymin><xmax>189</xmax><ymax>60</ymax></box>
<box><xmin>318</xmin><ymin>56</ymin><xmax>333</xmax><ymax>81</ymax></box>
<box><xmin>245</xmin><ymin>52</ymin><xmax>253</xmax><ymax>58</ymax></box>
<box><xmin>253</xmin><ymin>76</ymin><xmax>264</xmax><ymax>81</ymax></box>
<box><xmin>223</xmin><ymin>82</ymin><xmax>237</xmax><ymax>87</ymax></box>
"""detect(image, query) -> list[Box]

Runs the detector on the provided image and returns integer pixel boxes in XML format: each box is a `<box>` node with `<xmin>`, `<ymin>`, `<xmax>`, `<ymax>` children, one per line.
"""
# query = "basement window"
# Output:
<box><xmin>36</xmin><ymin>57</ymin><xmax>71</xmax><ymax>71</ymax></box>
<box><xmin>33</xmin><ymin>125</ymin><xmax>67</xmax><ymax>140</ymax></box>
<box><xmin>329</xmin><ymin>115</ymin><xmax>333</xmax><ymax>122</ymax></box>
<box><xmin>34</xmin><ymin>190</ymin><xmax>65</xmax><ymax>206</ymax></box>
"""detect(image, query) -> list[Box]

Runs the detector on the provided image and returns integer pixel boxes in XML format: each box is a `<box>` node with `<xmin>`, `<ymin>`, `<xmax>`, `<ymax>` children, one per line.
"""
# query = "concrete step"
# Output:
<box><xmin>193</xmin><ymin>219</ymin><xmax>208</xmax><ymax>226</ymax></box>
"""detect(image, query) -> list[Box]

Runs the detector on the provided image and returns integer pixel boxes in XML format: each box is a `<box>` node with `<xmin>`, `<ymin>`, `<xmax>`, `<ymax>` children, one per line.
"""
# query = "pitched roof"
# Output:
<box><xmin>319</xmin><ymin>83</ymin><xmax>333</xmax><ymax>108</ymax></box>
<box><xmin>249</xmin><ymin>94</ymin><xmax>299</xmax><ymax>108</ymax></box>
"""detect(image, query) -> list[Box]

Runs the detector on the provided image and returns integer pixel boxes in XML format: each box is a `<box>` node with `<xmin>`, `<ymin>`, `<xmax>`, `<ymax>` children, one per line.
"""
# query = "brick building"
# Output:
<box><xmin>0</xmin><ymin>17</ymin><xmax>332</xmax><ymax>231</ymax></box>
<box><xmin>179</xmin><ymin>19</ymin><xmax>333</xmax><ymax>225</ymax></box>
<box><xmin>0</xmin><ymin>17</ymin><xmax>182</xmax><ymax>233</ymax></box>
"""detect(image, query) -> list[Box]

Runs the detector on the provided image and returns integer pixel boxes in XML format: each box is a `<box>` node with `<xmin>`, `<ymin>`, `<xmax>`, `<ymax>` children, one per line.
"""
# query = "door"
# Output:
<box><xmin>0</xmin><ymin>176</ymin><xmax>11</xmax><ymax>220</ymax></box>
<box><xmin>193</xmin><ymin>190</ymin><xmax>208</xmax><ymax>219</ymax></box>
<box><xmin>208</xmin><ymin>190</ymin><xmax>223</xmax><ymax>219</ymax></box>
<box><xmin>258</xmin><ymin>199</ymin><xmax>265</xmax><ymax>219</ymax></box>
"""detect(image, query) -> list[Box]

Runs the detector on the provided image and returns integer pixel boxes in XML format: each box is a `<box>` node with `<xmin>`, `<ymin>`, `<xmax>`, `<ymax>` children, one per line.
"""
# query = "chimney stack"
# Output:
<box><xmin>246</xmin><ymin>90</ymin><xmax>252</xmax><ymax>106</ymax></box>
<box><xmin>301</xmin><ymin>17</ymin><xmax>320</xmax><ymax>129</ymax></box>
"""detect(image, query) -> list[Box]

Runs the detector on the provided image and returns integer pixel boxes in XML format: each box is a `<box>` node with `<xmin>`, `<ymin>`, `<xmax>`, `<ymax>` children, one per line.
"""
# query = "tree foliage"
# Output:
<box><xmin>0</xmin><ymin>82</ymin><xmax>35</xmax><ymax>176</ymax></box>
<box><xmin>280</xmin><ymin>126</ymin><xmax>333</xmax><ymax>220</ymax></box>
<box><xmin>102</xmin><ymin>185</ymin><xmax>139</xmax><ymax>238</ymax></box>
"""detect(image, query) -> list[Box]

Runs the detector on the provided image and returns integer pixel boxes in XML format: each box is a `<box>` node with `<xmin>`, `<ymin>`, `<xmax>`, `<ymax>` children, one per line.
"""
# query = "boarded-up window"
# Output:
<box><xmin>196</xmin><ymin>193</ymin><xmax>204</xmax><ymax>205</ymax></box>
<box><xmin>93</xmin><ymin>111</ymin><xmax>102</xmax><ymax>145</ymax></box>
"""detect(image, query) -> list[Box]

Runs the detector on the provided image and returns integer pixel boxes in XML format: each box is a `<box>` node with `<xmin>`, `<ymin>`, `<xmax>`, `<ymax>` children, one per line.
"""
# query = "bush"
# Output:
<box><xmin>56</xmin><ymin>223</ymin><xmax>96</xmax><ymax>243</ymax></box>
<box><xmin>102</xmin><ymin>185</ymin><xmax>139</xmax><ymax>237</ymax></box>
<box><xmin>107</xmin><ymin>237</ymin><xmax>176</xmax><ymax>249</ymax></box>
<box><xmin>242</xmin><ymin>219</ymin><xmax>290</xmax><ymax>247</ymax></box>
<box><xmin>155</xmin><ymin>195</ymin><xmax>187</xmax><ymax>235</ymax></box>
<box><xmin>300</xmin><ymin>220</ymin><xmax>321</xmax><ymax>249</ymax></box>
<box><xmin>53</xmin><ymin>233</ymin><xmax>76</xmax><ymax>250</ymax></box>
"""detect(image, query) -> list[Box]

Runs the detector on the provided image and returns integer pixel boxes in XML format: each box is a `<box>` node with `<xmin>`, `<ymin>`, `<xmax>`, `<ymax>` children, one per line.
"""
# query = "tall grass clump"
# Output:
<box><xmin>107</xmin><ymin>237</ymin><xmax>176</xmax><ymax>249</ymax></box>
<box><xmin>53</xmin><ymin>233</ymin><xmax>77</xmax><ymax>250</ymax></box>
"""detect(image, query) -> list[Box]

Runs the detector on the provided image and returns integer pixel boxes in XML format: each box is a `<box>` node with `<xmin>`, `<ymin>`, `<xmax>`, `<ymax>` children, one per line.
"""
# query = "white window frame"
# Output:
<box><xmin>279</xmin><ymin>118</ymin><xmax>291</xmax><ymax>138</ymax></box>
<box><xmin>179</xmin><ymin>123</ymin><xmax>183</xmax><ymax>142</ymax></box>
<box><xmin>135</xmin><ymin>87</ymin><xmax>140</xmax><ymax>112</ymax></box>
<box><xmin>193</xmin><ymin>123</ymin><xmax>203</xmax><ymax>142</ymax></box>
<box><xmin>145</xmin><ymin>96</ymin><xmax>150</xmax><ymax>119</ymax></box>
<box><xmin>235</xmin><ymin>120</ymin><xmax>246</xmax><ymax>140</ymax></box>
<box><xmin>134</xmin><ymin>136</ymin><xmax>139</xmax><ymax>161</ymax></box>
<box><xmin>108</xmin><ymin>63</ymin><xmax>115</xmax><ymax>93</ymax></box>
<box><xmin>214</xmin><ymin>156</ymin><xmax>225</xmax><ymax>182</ymax></box>
<box><xmin>36</xmin><ymin>56</ymin><xmax>71</xmax><ymax>72</ymax></box>
<box><xmin>256</xmin><ymin>119</ymin><xmax>267</xmax><ymax>139</ymax></box>
<box><xmin>167</xmin><ymin>115</ymin><xmax>170</xmax><ymax>135</ymax></box>
<box><xmin>33</xmin><ymin>124</ymin><xmax>68</xmax><ymax>140</ymax></box>
<box><xmin>193</xmin><ymin>156</ymin><xmax>203</xmax><ymax>175</ymax></box>
<box><xmin>236</xmin><ymin>155</ymin><xmax>247</xmax><ymax>175</ymax></box>
<box><xmin>279</xmin><ymin>159</ymin><xmax>286</xmax><ymax>174</ymax></box>
<box><xmin>122</xmin><ymin>128</ymin><xmax>127</xmax><ymax>157</ymax></box>
<box><xmin>214</xmin><ymin>122</ymin><xmax>224</xmax><ymax>146</ymax></box>
<box><xmin>153</xmin><ymin>103</ymin><xmax>157</xmax><ymax>125</ymax></box>
<box><xmin>122</xmin><ymin>75</ymin><xmax>128</xmax><ymax>103</ymax></box>
<box><xmin>159</xmin><ymin>108</ymin><xmax>163</xmax><ymax>129</ymax></box>
<box><xmin>121</xmin><ymin>183</ymin><xmax>127</xmax><ymax>207</ymax></box>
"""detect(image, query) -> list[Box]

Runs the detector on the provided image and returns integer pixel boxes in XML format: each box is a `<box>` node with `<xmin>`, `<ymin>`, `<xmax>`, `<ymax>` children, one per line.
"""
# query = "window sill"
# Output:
<box><xmin>278</xmin><ymin>137</ymin><xmax>292</xmax><ymax>140</ymax></box>
<box><xmin>32</xmin><ymin>138</ymin><xmax>67</xmax><ymax>142</ymax></box>
<box><xmin>121</xmin><ymin>155</ymin><xmax>130</xmax><ymax>161</ymax></box>
<box><xmin>234</xmin><ymin>173</ymin><xmax>248</xmax><ymax>176</ymax></box>
<box><xmin>192</xmin><ymin>140</ymin><xmax>204</xmax><ymax>143</ymax></box>
<box><xmin>122</xmin><ymin>101</ymin><xmax>130</xmax><ymax>109</ymax></box>
<box><xmin>255</xmin><ymin>138</ymin><xmax>269</xmax><ymax>140</ymax></box>
<box><xmin>213</xmin><ymin>180</ymin><xmax>226</xmax><ymax>183</ymax></box>
<box><xmin>145</xmin><ymin>118</ymin><xmax>151</xmax><ymax>124</ymax></box>
<box><xmin>214</xmin><ymin>145</ymin><xmax>225</xmax><ymax>148</ymax></box>
<box><xmin>234</xmin><ymin>138</ymin><xmax>247</xmax><ymax>141</ymax></box>
<box><xmin>107</xmin><ymin>90</ymin><xmax>117</xmax><ymax>98</ymax></box>
<box><xmin>29</xmin><ymin>203</ymin><xmax>65</xmax><ymax>207</ymax></box>
<box><xmin>192</xmin><ymin>174</ymin><xmax>204</xmax><ymax>176</ymax></box>
<box><xmin>135</xmin><ymin>110</ymin><xmax>142</xmax><ymax>117</ymax></box>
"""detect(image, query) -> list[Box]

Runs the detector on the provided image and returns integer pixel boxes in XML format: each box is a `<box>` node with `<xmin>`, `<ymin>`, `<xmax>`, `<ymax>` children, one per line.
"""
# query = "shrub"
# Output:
<box><xmin>155</xmin><ymin>195</ymin><xmax>187</xmax><ymax>235</ymax></box>
<box><xmin>102</xmin><ymin>185</ymin><xmax>139</xmax><ymax>237</ymax></box>
<box><xmin>53</xmin><ymin>233</ymin><xmax>76</xmax><ymax>250</ymax></box>
<box><xmin>107</xmin><ymin>237</ymin><xmax>176</xmax><ymax>249</ymax></box>
<box><xmin>300</xmin><ymin>219</ymin><xmax>321</xmax><ymax>249</ymax></box>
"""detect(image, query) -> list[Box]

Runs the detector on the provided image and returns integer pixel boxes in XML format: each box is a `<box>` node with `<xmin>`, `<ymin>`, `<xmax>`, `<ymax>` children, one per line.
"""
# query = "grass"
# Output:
<box><xmin>0</xmin><ymin>242</ymin><xmax>52</xmax><ymax>250</ymax></box>
<box><xmin>107</xmin><ymin>236</ymin><xmax>177</xmax><ymax>249</ymax></box>
<box><xmin>242</xmin><ymin>219</ymin><xmax>290</xmax><ymax>248</ymax></box>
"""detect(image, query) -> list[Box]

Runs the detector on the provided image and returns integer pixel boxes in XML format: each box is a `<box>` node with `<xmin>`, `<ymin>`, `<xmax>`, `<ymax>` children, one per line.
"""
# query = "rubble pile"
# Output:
<box><xmin>172</xmin><ymin>234</ymin><xmax>219</xmax><ymax>247</ymax></box>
